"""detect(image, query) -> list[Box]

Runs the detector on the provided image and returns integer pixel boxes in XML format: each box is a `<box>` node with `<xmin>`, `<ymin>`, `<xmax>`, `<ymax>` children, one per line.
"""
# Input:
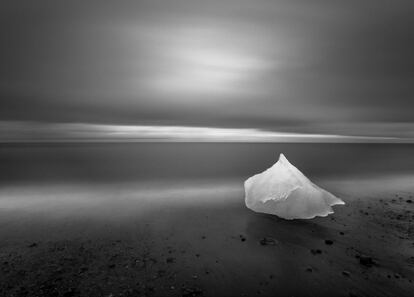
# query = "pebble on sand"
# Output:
<box><xmin>259</xmin><ymin>237</ymin><xmax>278</xmax><ymax>246</ymax></box>
<box><xmin>357</xmin><ymin>255</ymin><xmax>375</xmax><ymax>267</ymax></box>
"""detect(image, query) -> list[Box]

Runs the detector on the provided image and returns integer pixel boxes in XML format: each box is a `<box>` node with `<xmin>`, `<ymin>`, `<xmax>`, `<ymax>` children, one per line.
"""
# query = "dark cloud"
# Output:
<box><xmin>0</xmin><ymin>0</ymin><xmax>413</xmax><ymax>137</ymax></box>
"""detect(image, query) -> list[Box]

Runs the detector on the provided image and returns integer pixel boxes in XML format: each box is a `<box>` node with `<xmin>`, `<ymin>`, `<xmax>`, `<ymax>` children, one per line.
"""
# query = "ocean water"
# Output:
<box><xmin>0</xmin><ymin>143</ymin><xmax>413</xmax><ymax>186</ymax></box>
<box><xmin>0</xmin><ymin>142</ymin><xmax>413</xmax><ymax>243</ymax></box>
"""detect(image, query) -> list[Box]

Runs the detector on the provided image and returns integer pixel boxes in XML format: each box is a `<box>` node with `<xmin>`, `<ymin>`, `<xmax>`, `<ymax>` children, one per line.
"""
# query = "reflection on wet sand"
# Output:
<box><xmin>0</xmin><ymin>175</ymin><xmax>413</xmax><ymax>296</ymax></box>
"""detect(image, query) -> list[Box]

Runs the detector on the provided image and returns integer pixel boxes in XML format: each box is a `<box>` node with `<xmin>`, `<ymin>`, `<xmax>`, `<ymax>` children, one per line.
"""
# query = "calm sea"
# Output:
<box><xmin>0</xmin><ymin>143</ymin><xmax>413</xmax><ymax>186</ymax></box>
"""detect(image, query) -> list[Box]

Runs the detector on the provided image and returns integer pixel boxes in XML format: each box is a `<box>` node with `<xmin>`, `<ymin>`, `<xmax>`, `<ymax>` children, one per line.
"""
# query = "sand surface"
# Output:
<box><xmin>0</xmin><ymin>175</ymin><xmax>413</xmax><ymax>297</ymax></box>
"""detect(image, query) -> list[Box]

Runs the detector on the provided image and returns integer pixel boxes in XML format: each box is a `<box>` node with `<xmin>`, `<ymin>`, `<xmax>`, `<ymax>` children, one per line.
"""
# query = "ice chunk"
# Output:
<box><xmin>244</xmin><ymin>154</ymin><xmax>345</xmax><ymax>220</ymax></box>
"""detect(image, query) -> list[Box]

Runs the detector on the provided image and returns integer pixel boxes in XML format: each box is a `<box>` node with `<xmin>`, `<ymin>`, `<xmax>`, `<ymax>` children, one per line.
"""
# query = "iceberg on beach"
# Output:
<box><xmin>244</xmin><ymin>154</ymin><xmax>345</xmax><ymax>220</ymax></box>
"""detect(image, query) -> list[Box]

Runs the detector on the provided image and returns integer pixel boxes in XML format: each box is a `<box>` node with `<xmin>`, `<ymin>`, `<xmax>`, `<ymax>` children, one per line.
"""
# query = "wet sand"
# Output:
<box><xmin>0</xmin><ymin>176</ymin><xmax>413</xmax><ymax>297</ymax></box>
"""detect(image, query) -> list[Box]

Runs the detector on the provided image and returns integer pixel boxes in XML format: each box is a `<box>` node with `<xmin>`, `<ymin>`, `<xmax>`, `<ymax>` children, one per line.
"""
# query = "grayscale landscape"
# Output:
<box><xmin>0</xmin><ymin>1</ymin><xmax>413</xmax><ymax>296</ymax></box>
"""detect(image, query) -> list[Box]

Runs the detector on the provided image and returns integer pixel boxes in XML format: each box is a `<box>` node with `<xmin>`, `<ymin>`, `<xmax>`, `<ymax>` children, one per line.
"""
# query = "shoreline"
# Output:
<box><xmin>0</xmin><ymin>176</ymin><xmax>413</xmax><ymax>296</ymax></box>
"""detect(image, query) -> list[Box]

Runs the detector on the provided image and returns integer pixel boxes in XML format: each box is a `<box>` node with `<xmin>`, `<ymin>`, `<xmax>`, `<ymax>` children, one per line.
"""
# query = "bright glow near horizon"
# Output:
<box><xmin>0</xmin><ymin>121</ymin><xmax>406</xmax><ymax>143</ymax></box>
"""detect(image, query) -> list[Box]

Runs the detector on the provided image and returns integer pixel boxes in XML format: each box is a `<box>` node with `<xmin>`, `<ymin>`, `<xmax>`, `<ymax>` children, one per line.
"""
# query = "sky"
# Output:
<box><xmin>0</xmin><ymin>0</ymin><xmax>413</xmax><ymax>141</ymax></box>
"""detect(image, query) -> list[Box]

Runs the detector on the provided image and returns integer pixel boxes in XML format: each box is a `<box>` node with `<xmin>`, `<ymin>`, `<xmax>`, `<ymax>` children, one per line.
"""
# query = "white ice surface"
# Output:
<box><xmin>244</xmin><ymin>154</ymin><xmax>345</xmax><ymax>219</ymax></box>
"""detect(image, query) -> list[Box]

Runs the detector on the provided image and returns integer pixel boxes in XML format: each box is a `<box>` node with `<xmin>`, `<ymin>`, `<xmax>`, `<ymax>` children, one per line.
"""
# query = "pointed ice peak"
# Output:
<box><xmin>278</xmin><ymin>153</ymin><xmax>289</xmax><ymax>164</ymax></box>
<box><xmin>244</xmin><ymin>152</ymin><xmax>345</xmax><ymax>220</ymax></box>
<box><xmin>275</xmin><ymin>153</ymin><xmax>297</xmax><ymax>173</ymax></box>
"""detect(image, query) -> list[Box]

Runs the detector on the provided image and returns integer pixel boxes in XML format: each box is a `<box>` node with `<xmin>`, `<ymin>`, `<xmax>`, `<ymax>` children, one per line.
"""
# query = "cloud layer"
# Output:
<box><xmin>0</xmin><ymin>0</ymin><xmax>413</xmax><ymax>138</ymax></box>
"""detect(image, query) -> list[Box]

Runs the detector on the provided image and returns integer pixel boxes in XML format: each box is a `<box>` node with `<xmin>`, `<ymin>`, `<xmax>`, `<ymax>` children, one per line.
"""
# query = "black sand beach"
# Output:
<box><xmin>0</xmin><ymin>143</ymin><xmax>413</xmax><ymax>296</ymax></box>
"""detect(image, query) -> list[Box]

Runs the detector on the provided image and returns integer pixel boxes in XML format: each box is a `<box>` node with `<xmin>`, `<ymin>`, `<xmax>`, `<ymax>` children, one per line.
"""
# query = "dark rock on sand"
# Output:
<box><xmin>325</xmin><ymin>239</ymin><xmax>334</xmax><ymax>245</ymax></box>
<box><xmin>259</xmin><ymin>237</ymin><xmax>278</xmax><ymax>246</ymax></box>
<box><xmin>182</xmin><ymin>287</ymin><xmax>203</xmax><ymax>297</ymax></box>
<box><xmin>310</xmin><ymin>249</ymin><xmax>322</xmax><ymax>255</ymax></box>
<box><xmin>358</xmin><ymin>255</ymin><xmax>375</xmax><ymax>267</ymax></box>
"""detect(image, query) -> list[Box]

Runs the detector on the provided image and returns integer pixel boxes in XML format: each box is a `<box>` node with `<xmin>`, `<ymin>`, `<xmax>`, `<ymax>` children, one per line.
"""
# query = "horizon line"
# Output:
<box><xmin>0</xmin><ymin>121</ymin><xmax>412</xmax><ymax>143</ymax></box>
